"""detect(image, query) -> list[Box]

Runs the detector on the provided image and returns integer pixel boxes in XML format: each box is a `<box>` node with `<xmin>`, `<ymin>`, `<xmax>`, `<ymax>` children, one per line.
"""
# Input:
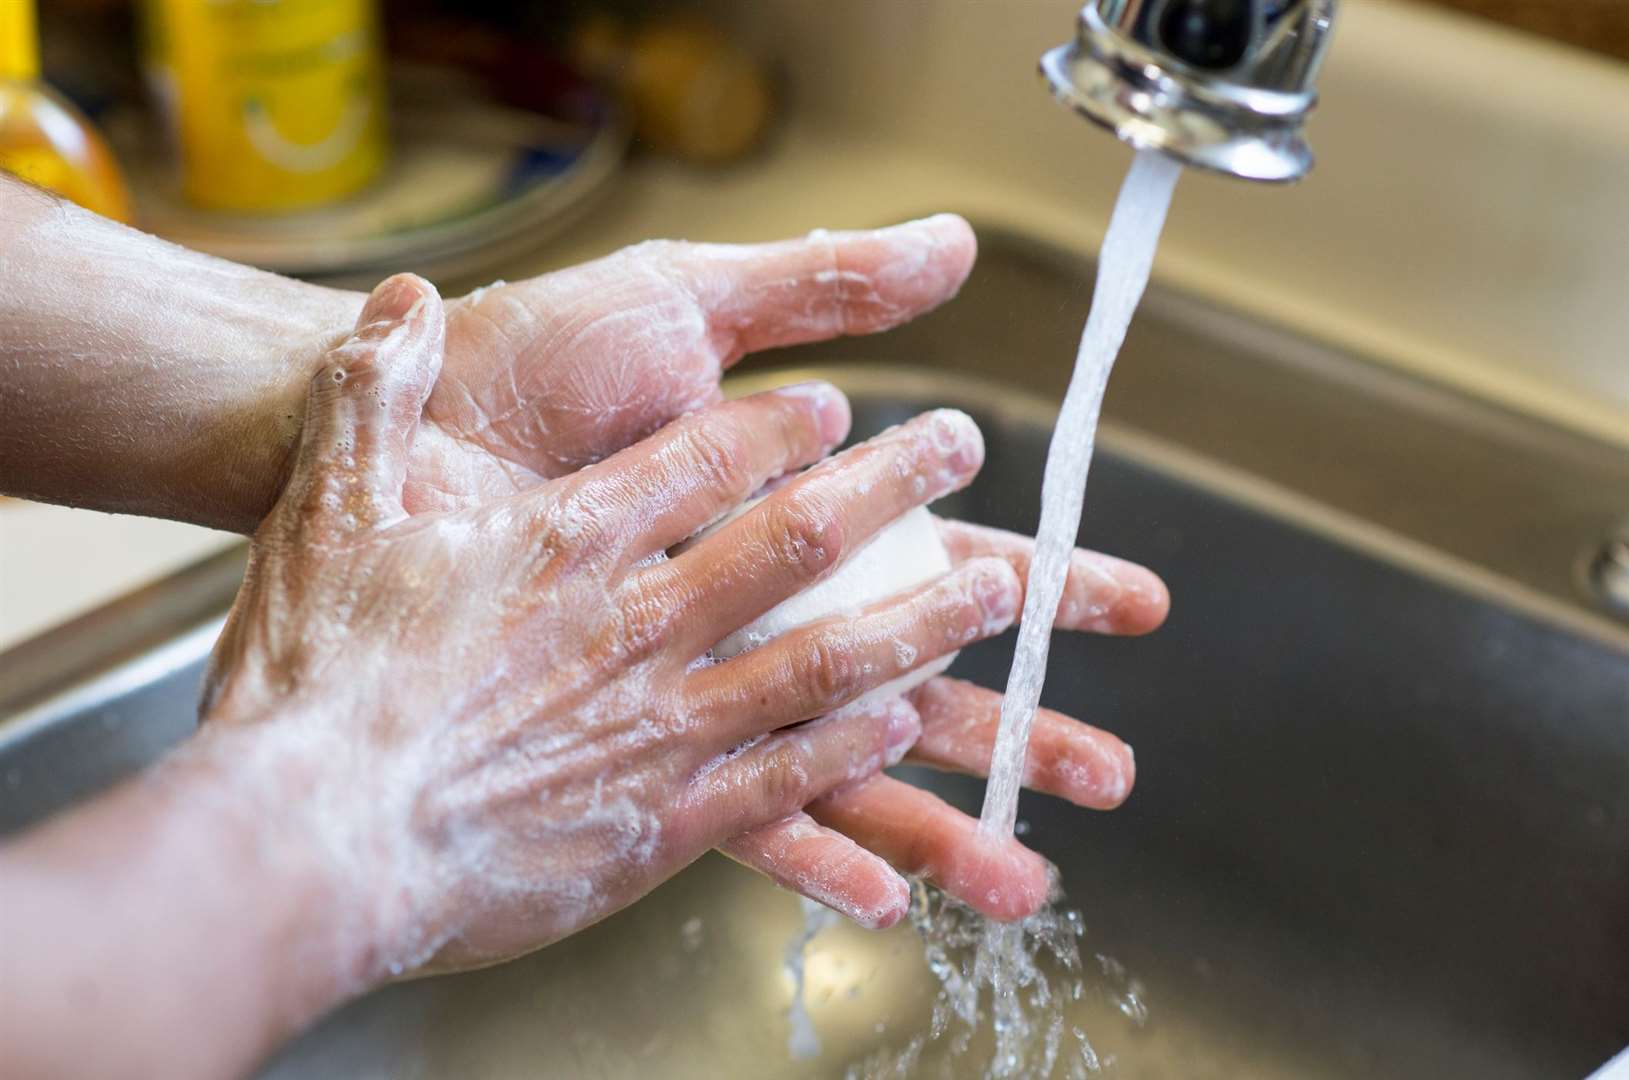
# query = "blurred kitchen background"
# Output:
<box><xmin>2</xmin><ymin>0</ymin><xmax>1627</xmax><ymax>648</ymax></box>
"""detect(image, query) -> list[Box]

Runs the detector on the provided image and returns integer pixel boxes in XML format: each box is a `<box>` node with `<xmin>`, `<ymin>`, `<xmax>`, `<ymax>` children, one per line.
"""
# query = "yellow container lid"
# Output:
<box><xmin>0</xmin><ymin>0</ymin><xmax>40</xmax><ymax>82</ymax></box>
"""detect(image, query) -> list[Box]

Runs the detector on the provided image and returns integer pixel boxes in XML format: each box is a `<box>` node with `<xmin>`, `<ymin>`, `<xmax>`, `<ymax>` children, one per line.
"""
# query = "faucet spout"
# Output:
<box><xmin>1041</xmin><ymin>0</ymin><xmax>1337</xmax><ymax>182</ymax></box>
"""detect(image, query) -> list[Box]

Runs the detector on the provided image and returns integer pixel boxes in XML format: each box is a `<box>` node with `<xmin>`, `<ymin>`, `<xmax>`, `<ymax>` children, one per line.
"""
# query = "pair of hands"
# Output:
<box><xmin>202</xmin><ymin>216</ymin><xmax>1167</xmax><ymax>979</ymax></box>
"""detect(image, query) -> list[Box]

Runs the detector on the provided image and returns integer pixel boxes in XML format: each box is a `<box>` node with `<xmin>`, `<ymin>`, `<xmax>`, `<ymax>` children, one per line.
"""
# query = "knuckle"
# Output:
<box><xmin>796</xmin><ymin>633</ymin><xmax>861</xmax><ymax>710</ymax></box>
<box><xmin>612</xmin><ymin>578</ymin><xmax>677</xmax><ymax>664</ymax></box>
<box><xmin>678</xmin><ymin>419</ymin><xmax>752</xmax><ymax>498</ymax></box>
<box><xmin>540</xmin><ymin>485</ymin><xmax>614</xmax><ymax>554</ymax></box>
<box><xmin>763</xmin><ymin>491</ymin><xmax>845</xmax><ymax>581</ymax></box>
<box><xmin>516</xmin><ymin>518</ymin><xmax>568</xmax><ymax>585</ymax></box>
<box><xmin>758</xmin><ymin>743</ymin><xmax>812</xmax><ymax>815</ymax></box>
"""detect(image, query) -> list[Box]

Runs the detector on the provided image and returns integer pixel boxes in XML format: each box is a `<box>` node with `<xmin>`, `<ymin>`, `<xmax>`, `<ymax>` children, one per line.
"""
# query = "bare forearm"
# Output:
<box><xmin>0</xmin><ymin>723</ymin><xmax>369</xmax><ymax>1080</ymax></box>
<box><xmin>0</xmin><ymin>177</ymin><xmax>365</xmax><ymax>531</ymax></box>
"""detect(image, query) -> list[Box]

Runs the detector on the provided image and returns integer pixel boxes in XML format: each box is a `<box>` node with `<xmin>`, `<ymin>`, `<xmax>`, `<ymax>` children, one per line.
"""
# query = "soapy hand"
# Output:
<box><xmin>723</xmin><ymin>529</ymin><xmax>1162</xmax><ymax>925</ymax></box>
<box><xmin>201</xmin><ymin>274</ymin><xmax>1032</xmax><ymax>972</ymax></box>
<box><xmin>401</xmin><ymin>215</ymin><xmax>981</xmax><ymax>512</ymax></box>
<box><xmin>372</xmin><ymin>218</ymin><xmax>1166</xmax><ymax>926</ymax></box>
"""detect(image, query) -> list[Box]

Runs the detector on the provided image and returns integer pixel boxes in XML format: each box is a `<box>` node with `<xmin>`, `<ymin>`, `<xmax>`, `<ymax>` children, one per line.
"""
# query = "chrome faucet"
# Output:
<box><xmin>1041</xmin><ymin>0</ymin><xmax>1337</xmax><ymax>182</ymax></box>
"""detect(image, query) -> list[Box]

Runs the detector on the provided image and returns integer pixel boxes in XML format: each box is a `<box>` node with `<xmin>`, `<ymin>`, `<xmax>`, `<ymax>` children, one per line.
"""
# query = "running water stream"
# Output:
<box><xmin>979</xmin><ymin>148</ymin><xmax>1183</xmax><ymax>837</ymax></box>
<box><xmin>836</xmin><ymin>150</ymin><xmax>1183</xmax><ymax>1078</ymax></box>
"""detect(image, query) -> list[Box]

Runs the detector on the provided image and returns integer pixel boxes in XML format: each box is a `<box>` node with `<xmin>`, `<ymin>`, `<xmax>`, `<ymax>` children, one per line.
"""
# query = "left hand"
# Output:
<box><xmin>382</xmin><ymin>216</ymin><xmax>1170</xmax><ymax>925</ymax></box>
<box><xmin>402</xmin><ymin>215</ymin><xmax>981</xmax><ymax>511</ymax></box>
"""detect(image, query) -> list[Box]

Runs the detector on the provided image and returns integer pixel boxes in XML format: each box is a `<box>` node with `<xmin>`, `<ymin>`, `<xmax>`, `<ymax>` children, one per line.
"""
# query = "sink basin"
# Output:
<box><xmin>4</xmin><ymin>232</ymin><xmax>1628</xmax><ymax>1078</ymax></box>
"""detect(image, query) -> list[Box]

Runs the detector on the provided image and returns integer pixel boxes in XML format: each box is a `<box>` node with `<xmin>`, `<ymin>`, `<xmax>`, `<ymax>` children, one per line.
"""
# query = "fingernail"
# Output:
<box><xmin>890</xmin><ymin>212</ymin><xmax>960</xmax><ymax>237</ymax></box>
<box><xmin>859</xmin><ymin>875</ymin><xmax>911</xmax><ymax>930</ymax></box>
<box><xmin>973</xmin><ymin>562</ymin><xmax>1021</xmax><ymax>626</ymax></box>
<box><xmin>358</xmin><ymin>274</ymin><xmax>425</xmax><ymax>329</ymax></box>
<box><xmin>829</xmin><ymin>879</ymin><xmax>908</xmax><ymax>931</ymax></box>
<box><xmin>775</xmin><ymin>381</ymin><xmax>851</xmax><ymax>448</ymax></box>
<box><xmin>928</xmin><ymin>409</ymin><xmax>985</xmax><ymax>473</ymax></box>
<box><xmin>1109</xmin><ymin>745</ymin><xmax>1136</xmax><ymax>804</ymax></box>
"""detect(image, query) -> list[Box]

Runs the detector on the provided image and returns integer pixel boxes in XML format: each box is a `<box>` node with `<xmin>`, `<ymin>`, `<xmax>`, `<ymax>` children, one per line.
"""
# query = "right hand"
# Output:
<box><xmin>199</xmin><ymin>274</ymin><xmax>1027</xmax><ymax>977</ymax></box>
<box><xmin>257</xmin><ymin>219</ymin><xmax>1157</xmax><ymax>931</ymax></box>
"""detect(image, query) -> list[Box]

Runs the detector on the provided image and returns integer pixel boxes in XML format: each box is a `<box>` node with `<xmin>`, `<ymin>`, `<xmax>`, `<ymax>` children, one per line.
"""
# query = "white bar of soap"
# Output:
<box><xmin>684</xmin><ymin>503</ymin><xmax>956</xmax><ymax>705</ymax></box>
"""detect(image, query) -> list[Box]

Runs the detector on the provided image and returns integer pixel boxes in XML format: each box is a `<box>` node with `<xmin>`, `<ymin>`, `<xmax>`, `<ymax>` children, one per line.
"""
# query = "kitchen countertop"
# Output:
<box><xmin>4</xmin><ymin>0</ymin><xmax>1627</xmax><ymax>650</ymax></box>
<box><xmin>0</xmin><ymin>501</ymin><xmax>236</xmax><ymax>651</ymax></box>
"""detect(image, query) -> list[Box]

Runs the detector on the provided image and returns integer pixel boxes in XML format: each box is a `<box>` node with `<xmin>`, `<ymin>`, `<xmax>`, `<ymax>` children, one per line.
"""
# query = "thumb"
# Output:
<box><xmin>276</xmin><ymin>274</ymin><xmax>445</xmax><ymax>537</ymax></box>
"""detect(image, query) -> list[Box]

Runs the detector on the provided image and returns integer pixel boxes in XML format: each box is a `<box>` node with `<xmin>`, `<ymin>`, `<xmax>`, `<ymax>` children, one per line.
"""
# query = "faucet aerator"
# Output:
<box><xmin>1041</xmin><ymin>0</ymin><xmax>1338</xmax><ymax>183</ymax></box>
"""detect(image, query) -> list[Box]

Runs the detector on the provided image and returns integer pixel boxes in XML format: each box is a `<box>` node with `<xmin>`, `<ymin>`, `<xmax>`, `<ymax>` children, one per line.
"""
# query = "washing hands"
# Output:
<box><xmin>385</xmin><ymin>215</ymin><xmax>1168</xmax><ymax>928</ymax></box>
<box><xmin>0</xmin><ymin>175</ymin><xmax>1166</xmax><ymax>1079</ymax></box>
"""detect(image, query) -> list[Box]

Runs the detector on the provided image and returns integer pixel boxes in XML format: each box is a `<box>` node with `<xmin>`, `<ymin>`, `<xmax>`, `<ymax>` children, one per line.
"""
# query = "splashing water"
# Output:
<box><xmin>840</xmin><ymin>151</ymin><xmax>1181</xmax><ymax>1078</ymax></box>
<box><xmin>788</xmin><ymin>896</ymin><xmax>842</xmax><ymax>1059</ymax></box>
<box><xmin>845</xmin><ymin>882</ymin><xmax>1149</xmax><ymax>1080</ymax></box>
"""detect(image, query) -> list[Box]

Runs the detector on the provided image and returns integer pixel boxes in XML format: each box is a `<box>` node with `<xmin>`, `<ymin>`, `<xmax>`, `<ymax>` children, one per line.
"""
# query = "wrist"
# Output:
<box><xmin>0</xmin><ymin>179</ymin><xmax>371</xmax><ymax>531</ymax></box>
<box><xmin>190</xmin><ymin>694</ymin><xmax>440</xmax><ymax>990</ymax></box>
<box><xmin>0</xmin><ymin>709</ymin><xmax>392</xmax><ymax>1079</ymax></box>
<box><xmin>172</xmin><ymin>714</ymin><xmax>395</xmax><ymax>1022</ymax></box>
<box><xmin>232</xmin><ymin>287</ymin><xmax>368</xmax><ymax>531</ymax></box>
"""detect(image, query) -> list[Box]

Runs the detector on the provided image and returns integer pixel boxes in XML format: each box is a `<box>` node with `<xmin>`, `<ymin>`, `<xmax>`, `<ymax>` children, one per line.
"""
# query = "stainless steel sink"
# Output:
<box><xmin>4</xmin><ymin>231</ymin><xmax>1629</xmax><ymax>1079</ymax></box>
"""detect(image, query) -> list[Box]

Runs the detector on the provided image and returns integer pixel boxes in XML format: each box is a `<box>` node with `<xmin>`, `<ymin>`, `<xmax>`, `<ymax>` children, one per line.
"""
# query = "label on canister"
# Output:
<box><xmin>143</xmin><ymin>0</ymin><xmax>387</xmax><ymax>213</ymax></box>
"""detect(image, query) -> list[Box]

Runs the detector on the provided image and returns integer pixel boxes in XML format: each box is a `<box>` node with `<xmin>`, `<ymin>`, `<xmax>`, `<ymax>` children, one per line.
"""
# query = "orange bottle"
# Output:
<box><xmin>0</xmin><ymin>0</ymin><xmax>133</xmax><ymax>222</ymax></box>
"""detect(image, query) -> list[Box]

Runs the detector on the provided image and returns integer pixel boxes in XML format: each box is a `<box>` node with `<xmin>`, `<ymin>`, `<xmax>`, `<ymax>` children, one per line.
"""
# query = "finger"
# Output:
<box><xmin>648</xmin><ymin>408</ymin><xmax>985</xmax><ymax>654</ymax></box>
<box><xmin>808</xmin><ymin>775</ymin><xmax>1052</xmax><ymax>923</ymax></box>
<box><xmin>664</xmin><ymin>214</ymin><xmax>977</xmax><ymax>365</ymax></box>
<box><xmin>719</xmin><ymin>813</ymin><xmax>912</xmax><ymax>931</ymax></box>
<box><xmin>688</xmin><ymin>697</ymin><xmax>920</xmax><ymax>846</ymax></box>
<box><xmin>560</xmin><ymin>381</ymin><xmax>850</xmax><ymax>566</ymax></box>
<box><xmin>934</xmin><ymin>518</ymin><xmax>1169</xmax><ymax>635</ymax></box>
<box><xmin>425</xmin><ymin>217</ymin><xmax>974</xmax><ymax>490</ymax></box>
<box><xmin>684</xmin><ymin>558</ymin><xmax>1019</xmax><ymax>743</ymax></box>
<box><xmin>906</xmin><ymin>677</ymin><xmax>1135</xmax><ymax>810</ymax></box>
<box><xmin>278</xmin><ymin>274</ymin><xmax>445</xmax><ymax>536</ymax></box>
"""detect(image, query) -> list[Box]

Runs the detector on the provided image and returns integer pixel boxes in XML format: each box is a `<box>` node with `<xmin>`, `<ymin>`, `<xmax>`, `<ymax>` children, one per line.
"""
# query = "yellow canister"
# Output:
<box><xmin>143</xmin><ymin>0</ymin><xmax>388</xmax><ymax>213</ymax></box>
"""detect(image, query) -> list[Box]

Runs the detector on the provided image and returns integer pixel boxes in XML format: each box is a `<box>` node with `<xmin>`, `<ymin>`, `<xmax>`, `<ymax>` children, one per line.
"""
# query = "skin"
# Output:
<box><xmin>0</xmin><ymin>176</ymin><xmax>1167</xmax><ymax>926</ymax></box>
<box><xmin>1</xmin><ymin>278</ymin><xmax>1021</xmax><ymax>1078</ymax></box>
<box><xmin>0</xmin><ymin>180</ymin><xmax>1171</xmax><ymax>1072</ymax></box>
